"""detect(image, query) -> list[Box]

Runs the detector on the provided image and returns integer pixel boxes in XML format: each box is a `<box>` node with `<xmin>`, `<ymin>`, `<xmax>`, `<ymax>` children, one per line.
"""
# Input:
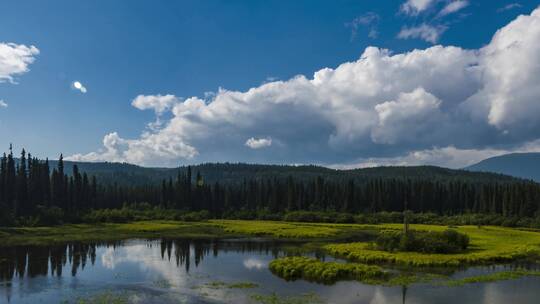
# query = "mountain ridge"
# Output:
<box><xmin>33</xmin><ymin>159</ymin><xmax>526</xmax><ymax>186</ymax></box>
<box><xmin>466</xmin><ymin>152</ymin><xmax>540</xmax><ymax>182</ymax></box>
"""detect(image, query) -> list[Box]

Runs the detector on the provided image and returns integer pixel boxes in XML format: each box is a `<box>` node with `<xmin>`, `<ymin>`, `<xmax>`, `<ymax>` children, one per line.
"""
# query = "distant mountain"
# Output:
<box><xmin>466</xmin><ymin>153</ymin><xmax>540</xmax><ymax>182</ymax></box>
<box><xmin>37</xmin><ymin>160</ymin><xmax>524</xmax><ymax>186</ymax></box>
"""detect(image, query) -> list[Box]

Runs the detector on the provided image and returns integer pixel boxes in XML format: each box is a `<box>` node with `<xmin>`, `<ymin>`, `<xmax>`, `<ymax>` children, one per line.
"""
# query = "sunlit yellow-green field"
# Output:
<box><xmin>326</xmin><ymin>224</ymin><xmax>540</xmax><ymax>266</ymax></box>
<box><xmin>211</xmin><ymin>220</ymin><xmax>345</xmax><ymax>238</ymax></box>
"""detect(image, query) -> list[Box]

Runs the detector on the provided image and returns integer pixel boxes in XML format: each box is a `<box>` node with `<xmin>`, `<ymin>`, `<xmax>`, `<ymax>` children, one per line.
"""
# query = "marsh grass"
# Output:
<box><xmin>250</xmin><ymin>292</ymin><xmax>324</xmax><ymax>304</ymax></box>
<box><xmin>0</xmin><ymin>221</ymin><xmax>230</xmax><ymax>246</ymax></box>
<box><xmin>443</xmin><ymin>270</ymin><xmax>540</xmax><ymax>286</ymax></box>
<box><xmin>269</xmin><ymin>256</ymin><xmax>388</xmax><ymax>284</ymax></box>
<box><xmin>72</xmin><ymin>290</ymin><xmax>130</xmax><ymax>304</ymax></box>
<box><xmin>325</xmin><ymin>224</ymin><xmax>540</xmax><ymax>267</ymax></box>
<box><xmin>212</xmin><ymin>220</ymin><xmax>343</xmax><ymax>238</ymax></box>
<box><xmin>3</xmin><ymin>220</ymin><xmax>540</xmax><ymax>269</ymax></box>
<box><xmin>197</xmin><ymin>280</ymin><xmax>259</xmax><ymax>289</ymax></box>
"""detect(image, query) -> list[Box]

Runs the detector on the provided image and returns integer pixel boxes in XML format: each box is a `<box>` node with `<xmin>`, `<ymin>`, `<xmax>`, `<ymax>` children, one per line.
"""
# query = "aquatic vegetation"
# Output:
<box><xmin>325</xmin><ymin>224</ymin><xmax>540</xmax><ymax>267</ymax></box>
<box><xmin>444</xmin><ymin>270</ymin><xmax>540</xmax><ymax>286</ymax></box>
<box><xmin>250</xmin><ymin>292</ymin><xmax>324</xmax><ymax>304</ymax></box>
<box><xmin>227</xmin><ymin>282</ymin><xmax>259</xmax><ymax>289</ymax></box>
<box><xmin>73</xmin><ymin>290</ymin><xmax>130</xmax><ymax>304</ymax></box>
<box><xmin>198</xmin><ymin>280</ymin><xmax>259</xmax><ymax>289</ymax></box>
<box><xmin>269</xmin><ymin>256</ymin><xmax>388</xmax><ymax>284</ymax></box>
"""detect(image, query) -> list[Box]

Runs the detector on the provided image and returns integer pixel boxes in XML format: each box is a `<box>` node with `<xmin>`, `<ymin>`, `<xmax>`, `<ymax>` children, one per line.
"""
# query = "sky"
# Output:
<box><xmin>1</xmin><ymin>0</ymin><xmax>540</xmax><ymax>169</ymax></box>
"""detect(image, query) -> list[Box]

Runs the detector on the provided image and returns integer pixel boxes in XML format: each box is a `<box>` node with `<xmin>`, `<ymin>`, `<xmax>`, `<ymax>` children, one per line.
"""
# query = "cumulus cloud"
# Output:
<box><xmin>397</xmin><ymin>23</ymin><xmax>448</xmax><ymax>43</ymax></box>
<box><xmin>69</xmin><ymin>7</ymin><xmax>540</xmax><ymax>168</ymax></box>
<box><xmin>439</xmin><ymin>0</ymin><xmax>469</xmax><ymax>16</ymax></box>
<box><xmin>132</xmin><ymin>94</ymin><xmax>180</xmax><ymax>114</ymax></box>
<box><xmin>245</xmin><ymin>137</ymin><xmax>272</xmax><ymax>149</ymax></box>
<box><xmin>401</xmin><ymin>0</ymin><xmax>435</xmax><ymax>15</ymax></box>
<box><xmin>0</xmin><ymin>43</ymin><xmax>39</xmax><ymax>83</ymax></box>
<box><xmin>71</xmin><ymin>81</ymin><xmax>87</xmax><ymax>93</ymax></box>
<box><xmin>0</xmin><ymin>100</ymin><xmax>7</xmax><ymax>108</ymax></box>
<box><xmin>372</xmin><ymin>88</ymin><xmax>444</xmax><ymax>145</ymax></box>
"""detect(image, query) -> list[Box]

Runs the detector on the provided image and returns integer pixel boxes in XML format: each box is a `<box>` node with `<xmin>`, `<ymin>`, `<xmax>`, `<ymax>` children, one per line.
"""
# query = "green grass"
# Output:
<box><xmin>269</xmin><ymin>256</ymin><xmax>388</xmax><ymax>284</ymax></box>
<box><xmin>212</xmin><ymin>220</ymin><xmax>344</xmax><ymax>238</ymax></box>
<box><xmin>0</xmin><ymin>221</ymin><xmax>230</xmax><ymax>246</ymax></box>
<box><xmin>325</xmin><ymin>224</ymin><xmax>540</xmax><ymax>267</ymax></box>
<box><xmin>444</xmin><ymin>270</ymin><xmax>540</xmax><ymax>286</ymax></box>
<box><xmin>0</xmin><ymin>220</ymin><xmax>370</xmax><ymax>246</ymax></box>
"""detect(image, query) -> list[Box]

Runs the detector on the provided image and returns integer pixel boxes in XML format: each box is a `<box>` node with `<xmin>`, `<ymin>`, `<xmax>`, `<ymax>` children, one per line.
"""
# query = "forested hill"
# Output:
<box><xmin>3</xmin><ymin>151</ymin><xmax>539</xmax><ymax>224</ymax></box>
<box><xmin>466</xmin><ymin>153</ymin><xmax>540</xmax><ymax>182</ymax></box>
<box><xmin>44</xmin><ymin>160</ymin><xmax>522</xmax><ymax>186</ymax></box>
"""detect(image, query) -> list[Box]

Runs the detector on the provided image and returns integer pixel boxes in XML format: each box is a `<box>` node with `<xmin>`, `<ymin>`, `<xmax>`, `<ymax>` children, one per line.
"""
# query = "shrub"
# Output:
<box><xmin>375</xmin><ymin>229</ymin><xmax>470</xmax><ymax>254</ymax></box>
<box><xmin>82</xmin><ymin>208</ymin><xmax>134</xmax><ymax>223</ymax></box>
<box><xmin>36</xmin><ymin>206</ymin><xmax>65</xmax><ymax>226</ymax></box>
<box><xmin>283</xmin><ymin>211</ymin><xmax>355</xmax><ymax>223</ymax></box>
<box><xmin>180</xmin><ymin>210</ymin><xmax>210</xmax><ymax>222</ymax></box>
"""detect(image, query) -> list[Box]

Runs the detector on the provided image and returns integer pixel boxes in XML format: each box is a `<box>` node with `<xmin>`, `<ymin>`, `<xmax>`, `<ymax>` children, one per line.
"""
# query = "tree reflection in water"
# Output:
<box><xmin>0</xmin><ymin>238</ymin><xmax>294</xmax><ymax>302</ymax></box>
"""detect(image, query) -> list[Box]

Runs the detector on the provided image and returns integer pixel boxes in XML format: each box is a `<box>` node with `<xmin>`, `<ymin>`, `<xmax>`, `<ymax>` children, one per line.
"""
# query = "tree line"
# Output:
<box><xmin>1</xmin><ymin>146</ymin><xmax>540</xmax><ymax>226</ymax></box>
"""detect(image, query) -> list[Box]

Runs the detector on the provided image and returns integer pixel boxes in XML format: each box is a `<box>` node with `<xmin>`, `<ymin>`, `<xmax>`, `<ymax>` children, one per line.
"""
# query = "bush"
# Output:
<box><xmin>82</xmin><ymin>208</ymin><xmax>134</xmax><ymax>223</ymax></box>
<box><xmin>36</xmin><ymin>206</ymin><xmax>65</xmax><ymax>226</ymax></box>
<box><xmin>283</xmin><ymin>211</ymin><xmax>355</xmax><ymax>223</ymax></box>
<box><xmin>375</xmin><ymin>229</ymin><xmax>470</xmax><ymax>254</ymax></box>
<box><xmin>179</xmin><ymin>210</ymin><xmax>210</xmax><ymax>222</ymax></box>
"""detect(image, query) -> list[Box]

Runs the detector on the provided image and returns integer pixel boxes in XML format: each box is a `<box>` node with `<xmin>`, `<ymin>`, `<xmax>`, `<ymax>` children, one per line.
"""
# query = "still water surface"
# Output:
<box><xmin>1</xmin><ymin>239</ymin><xmax>539</xmax><ymax>304</ymax></box>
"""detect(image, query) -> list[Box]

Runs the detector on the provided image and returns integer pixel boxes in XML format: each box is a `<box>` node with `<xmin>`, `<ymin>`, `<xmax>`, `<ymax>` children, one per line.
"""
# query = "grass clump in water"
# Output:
<box><xmin>227</xmin><ymin>282</ymin><xmax>259</xmax><ymax>289</ymax></box>
<box><xmin>269</xmin><ymin>256</ymin><xmax>388</xmax><ymax>284</ymax></box>
<box><xmin>202</xmin><ymin>280</ymin><xmax>259</xmax><ymax>289</ymax></box>
<box><xmin>444</xmin><ymin>270</ymin><xmax>540</xmax><ymax>286</ymax></box>
<box><xmin>74</xmin><ymin>290</ymin><xmax>130</xmax><ymax>304</ymax></box>
<box><xmin>250</xmin><ymin>292</ymin><xmax>323</xmax><ymax>304</ymax></box>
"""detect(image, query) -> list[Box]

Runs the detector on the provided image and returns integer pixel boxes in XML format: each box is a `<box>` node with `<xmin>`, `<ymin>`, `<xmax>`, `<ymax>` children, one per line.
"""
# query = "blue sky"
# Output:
<box><xmin>1</xmin><ymin>0</ymin><xmax>539</xmax><ymax>168</ymax></box>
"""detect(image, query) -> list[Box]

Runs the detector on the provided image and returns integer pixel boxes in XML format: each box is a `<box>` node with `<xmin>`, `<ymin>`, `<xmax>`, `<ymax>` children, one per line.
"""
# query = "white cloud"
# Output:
<box><xmin>72</xmin><ymin>81</ymin><xmax>87</xmax><ymax>93</ymax></box>
<box><xmin>132</xmin><ymin>94</ymin><xmax>180</xmax><ymax>114</ymax></box>
<box><xmin>397</xmin><ymin>23</ymin><xmax>448</xmax><ymax>43</ymax></box>
<box><xmin>0</xmin><ymin>100</ymin><xmax>7</xmax><ymax>108</ymax></box>
<box><xmin>0</xmin><ymin>43</ymin><xmax>39</xmax><ymax>83</ymax></box>
<box><xmin>401</xmin><ymin>0</ymin><xmax>435</xmax><ymax>15</ymax></box>
<box><xmin>70</xmin><ymin>7</ymin><xmax>540</xmax><ymax>168</ymax></box>
<box><xmin>245</xmin><ymin>137</ymin><xmax>272</xmax><ymax>149</ymax></box>
<box><xmin>372</xmin><ymin>88</ymin><xmax>444</xmax><ymax>145</ymax></box>
<box><xmin>497</xmin><ymin>3</ymin><xmax>522</xmax><ymax>13</ymax></box>
<box><xmin>439</xmin><ymin>0</ymin><xmax>469</xmax><ymax>16</ymax></box>
<box><xmin>333</xmin><ymin>139</ymin><xmax>540</xmax><ymax>169</ymax></box>
<box><xmin>462</xmin><ymin>7</ymin><xmax>540</xmax><ymax>133</ymax></box>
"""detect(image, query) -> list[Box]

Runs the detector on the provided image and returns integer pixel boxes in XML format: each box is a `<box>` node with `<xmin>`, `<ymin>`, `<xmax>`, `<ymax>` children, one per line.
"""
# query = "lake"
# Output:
<box><xmin>1</xmin><ymin>238</ymin><xmax>539</xmax><ymax>304</ymax></box>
